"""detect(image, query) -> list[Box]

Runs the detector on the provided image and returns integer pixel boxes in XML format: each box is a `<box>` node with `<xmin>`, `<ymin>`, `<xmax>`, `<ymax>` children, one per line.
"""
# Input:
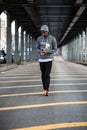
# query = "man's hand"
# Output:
<box><xmin>43</xmin><ymin>50</ymin><xmax>48</xmax><ymax>55</ymax></box>
<box><xmin>41</xmin><ymin>50</ymin><xmax>48</xmax><ymax>55</ymax></box>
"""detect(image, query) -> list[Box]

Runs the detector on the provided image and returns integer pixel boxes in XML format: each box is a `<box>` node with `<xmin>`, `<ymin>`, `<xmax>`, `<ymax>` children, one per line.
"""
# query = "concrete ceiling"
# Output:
<box><xmin>0</xmin><ymin>0</ymin><xmax>87</xmax><ymax>47</ymax></box>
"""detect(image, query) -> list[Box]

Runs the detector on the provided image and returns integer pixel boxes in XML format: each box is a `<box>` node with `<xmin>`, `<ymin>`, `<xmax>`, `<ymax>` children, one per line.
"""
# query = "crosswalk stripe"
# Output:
<box><xmin>12</xmin><ymin>122</ymin><xmax>87</xmax><ymax>130</ymax></box>
<box><xmin>0</xmin><ymin>90</ymin><xmax>87</xmax><ymax>97</ymax></box>
<box><xmin>0</xmin><ymin>101</ymin><xmax>87</xmax><ymax>111</ymax></box>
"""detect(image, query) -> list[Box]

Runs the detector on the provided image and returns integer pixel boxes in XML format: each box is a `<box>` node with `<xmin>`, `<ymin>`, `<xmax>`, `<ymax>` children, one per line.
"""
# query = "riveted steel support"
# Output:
<box><xmin>14</xmin><ymin>20</ymin><xmax>20</xmax><ymax>64</ymax></box>
<box><xmin>85</xmin><ymin>27</ymin><xmax>87</xmax><ymax>62</ymax></box>
<box><xmin>20</xmin><ymin>27</ymin><xmax>24</xmax><ymax>62</ymax></box>
<box><xmin>6</xmin><ymin>13</ymin><xmax>12</xmax><ymax>64</ymax></box>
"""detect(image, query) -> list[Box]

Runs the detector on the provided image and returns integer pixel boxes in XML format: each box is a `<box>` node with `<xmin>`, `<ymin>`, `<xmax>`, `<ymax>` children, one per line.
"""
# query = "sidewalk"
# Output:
<box><xmin>0</xmin><ymin>64</ymin><xmax>17</xmax><ymax>72</ymax></box>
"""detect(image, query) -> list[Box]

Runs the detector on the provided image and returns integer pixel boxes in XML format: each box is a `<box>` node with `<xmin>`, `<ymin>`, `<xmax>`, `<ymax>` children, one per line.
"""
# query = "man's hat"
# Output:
<box><xmin>40</xmin><ymin>25</ymin><xmax>49</xmax><ymax>32</ymax></box>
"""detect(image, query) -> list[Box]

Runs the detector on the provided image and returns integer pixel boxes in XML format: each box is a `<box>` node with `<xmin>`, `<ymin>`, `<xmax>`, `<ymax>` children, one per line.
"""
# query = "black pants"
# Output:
<box><xmin>39</xmin><ymin>61</ymin><xmax>52</xmax><ymax>91</ymax></box>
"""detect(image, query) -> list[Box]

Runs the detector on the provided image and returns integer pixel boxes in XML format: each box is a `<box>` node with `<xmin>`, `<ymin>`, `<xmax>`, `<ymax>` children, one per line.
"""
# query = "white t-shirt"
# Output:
<box><xmin>39</xmin><ymin>58</ymin><xmax>53</xmax><ymax>62</ymax></box>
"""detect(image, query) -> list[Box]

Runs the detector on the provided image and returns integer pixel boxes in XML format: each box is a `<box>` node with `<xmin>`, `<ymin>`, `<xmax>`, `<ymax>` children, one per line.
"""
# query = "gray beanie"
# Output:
<box><xmin>40</xmin><ymin>25</ymin><xmax>49</xmax><ymax>32</ymax></box>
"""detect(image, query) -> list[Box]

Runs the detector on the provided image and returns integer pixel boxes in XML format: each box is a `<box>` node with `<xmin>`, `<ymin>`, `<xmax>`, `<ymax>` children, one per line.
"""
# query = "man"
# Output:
<box><xmin>36</xmin><ymin>25</ymin><xmax>57</xmax><ymax>96</ymax></box>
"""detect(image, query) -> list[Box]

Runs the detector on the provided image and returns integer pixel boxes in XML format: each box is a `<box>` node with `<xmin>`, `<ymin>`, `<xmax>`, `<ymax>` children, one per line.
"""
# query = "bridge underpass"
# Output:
<box><xmin>0</xmin><ymin>0</ymin><xmax>87</xmax><ymax>129</ymax></box>
<box><xmin>0</xmin><ymin>0</ymin><xmax>87</xmax><ymax>64</ymax></box>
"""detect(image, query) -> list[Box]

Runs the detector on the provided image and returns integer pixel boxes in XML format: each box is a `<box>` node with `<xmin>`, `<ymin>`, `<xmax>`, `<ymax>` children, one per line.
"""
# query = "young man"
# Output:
<box><xmin>36</xmin><ymin>25</ymin><xmax>57</xmax><ymax>96</ymax></box>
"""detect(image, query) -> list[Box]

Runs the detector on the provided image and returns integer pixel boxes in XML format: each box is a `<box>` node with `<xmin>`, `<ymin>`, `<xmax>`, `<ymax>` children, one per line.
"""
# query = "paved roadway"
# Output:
<box><xmin>0</xmin><ymin>56</ymin><xmax>87</xmax><ymax>130</ymax></box>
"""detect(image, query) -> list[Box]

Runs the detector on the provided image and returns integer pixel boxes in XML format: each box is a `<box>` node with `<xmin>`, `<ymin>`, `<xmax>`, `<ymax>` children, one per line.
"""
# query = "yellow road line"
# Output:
<box><xmin>0</xmin><ymin>75</ymin><xmax>40</xmax><ymax>79</ymax></box>
<box><xmin>12</xmin><ymin>122</ymin><xmax>87</xmax><ymax>130</ymax></box>
<box><xmin>1</xmin><ymin>71</ymin><xmax>86</xmax><ymax>75</ymax></box>
<box><xmin>0</xmin><ymin>84</ymin><xmax>40</xmax><ymax>89</ymax></box>
<box><xmin>1</xmin><ymin>73</ymin><xmax>87</xmax><ymax>78</ymax></box>
<box><xmin>0</xmin><ymin>78</ymin><xmax>87</xmax><ymax>83</ymax></box>
<box><xmin>0</xmin><ymin>75</ymin><xmax>87</xmax><ymax>79</ymax></box>
<box><xmin>0</xmin><ymin>90</ymin><xmax>87</xmax><ymax>98</ymax></box>
<box><xmin>0</xmin><ymin>73</ymin><xmax>40</xmax><ymax>77</ymax></box>
<box><xmin>0</xmin><ymin>79</ymin><xmax>39</xmax><ymax>83</ymax></box>
<box><xmin>0</xmin><ymin>82</ymin><xmax>87</xmax><ymax>89</ymax></box>
<box><xmin>0</xmin><ymin>101</ymin><xmax>87</xmax><ymax>111</ymax></box>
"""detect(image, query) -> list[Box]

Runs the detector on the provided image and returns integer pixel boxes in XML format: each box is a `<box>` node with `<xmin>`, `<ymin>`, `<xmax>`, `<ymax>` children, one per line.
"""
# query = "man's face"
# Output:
<box><xmin>41</xmin><ymin>31</ymin><xmax>49</xmax><ymax>37</ymax></box>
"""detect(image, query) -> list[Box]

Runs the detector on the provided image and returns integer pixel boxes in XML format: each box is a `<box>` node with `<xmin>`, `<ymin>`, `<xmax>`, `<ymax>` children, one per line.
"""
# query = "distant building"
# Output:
<box><xmin>1</xmin><ymin>20</ymin><xmax>7</xmax><ymax>51</ymax></box>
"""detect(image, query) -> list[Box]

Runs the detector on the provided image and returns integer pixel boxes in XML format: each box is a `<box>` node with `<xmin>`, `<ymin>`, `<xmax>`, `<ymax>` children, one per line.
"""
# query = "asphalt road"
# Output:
<box><xmin>0</xmin><ymin>56</ymin><xmax>87</xmax><ymax>130</ymax></box>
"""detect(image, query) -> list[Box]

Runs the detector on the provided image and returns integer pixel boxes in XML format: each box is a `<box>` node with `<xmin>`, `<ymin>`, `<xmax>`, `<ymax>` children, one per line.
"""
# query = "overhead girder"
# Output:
<box><xmin>59</xmin><ymin>0</ymin><xmax>87</xmax><ymax>46</ymax></box>
<box><xmin>24</xmin><ymin>5</ymin><xmax>41</xmax><ymax>29</ymax></box>
<box><xmin>0</xmin><ymin>0</ymin><xmax>87</xmax><ymax>47</ymax></box>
